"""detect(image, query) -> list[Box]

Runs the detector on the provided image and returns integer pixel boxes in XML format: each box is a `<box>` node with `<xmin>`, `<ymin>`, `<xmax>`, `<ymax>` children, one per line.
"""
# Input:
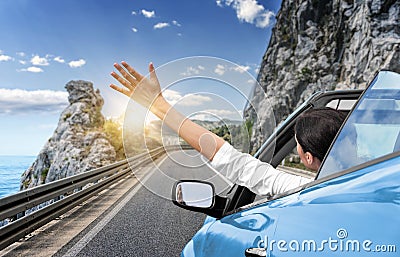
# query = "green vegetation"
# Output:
<box><xmin>301</xmin><ymin>67</ymin><xmax>312</xmax><ymax>77</ymax></box>
<box><xmin>210</xmin><ymin>125</ymin><xmax>231</xmax><ymax>143</ymax></box>
<box><xmin>283</xmin><ymin>161</ymin><xmax>310</xmax><ymax>171</ymax></box>
<box><xmin>244</xmin><ymin>118</ymin><xmax>253</xmax><ymax>139</ymax></box>
<box><xmin>63</xmin><ymin>113</ymin><xmax>72</xmax><ymax>121</ymax></box>
<box><xmin>299</xmin><ymin>67</ymin><xmax>312</xmax><ymax>82</ymax></box>
<box><xmin>91</xmin><ymin>109</ymin><xmax>104</xmax><ymax>128</ymax></box>
<box><xmin>104</xmin><ymin>118</ymin><xmax>125</xmax><ymax>160</ymax></box>
<box><xmin>282</xmin><ymin>156</ymin><xmax>313</xmax><ymax>172</ymax></box>
<box><xmin>208</xmin><ymin>119</ymin><xmax>254</xmax><ymax>153</ymax></box>
<box><xmin>41</xmin><ymin>167</ymin><xmax>49</xmax><ymax>182</ymax></box>
<box><xmin>22</xmin><ymin>179</ymin><xmax>31</xmax><ymax>189</ymax></box>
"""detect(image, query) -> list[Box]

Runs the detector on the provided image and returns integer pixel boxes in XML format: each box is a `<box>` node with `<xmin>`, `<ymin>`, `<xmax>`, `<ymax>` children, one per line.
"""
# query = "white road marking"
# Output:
<box><xmin>62</xmin><ymin>155</ymin><xmax>169</xmax><ymax>257</ymax></box>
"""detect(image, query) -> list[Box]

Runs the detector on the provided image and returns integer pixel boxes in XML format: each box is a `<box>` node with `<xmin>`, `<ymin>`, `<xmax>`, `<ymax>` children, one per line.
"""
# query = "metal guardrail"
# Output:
<box><xmin>0</xmin><ymin>145</ymin><xmax>192</xmax><ymax>251</ymax></box>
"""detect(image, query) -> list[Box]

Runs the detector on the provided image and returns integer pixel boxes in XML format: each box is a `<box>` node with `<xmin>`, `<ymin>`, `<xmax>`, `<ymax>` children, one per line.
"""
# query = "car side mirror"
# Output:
<box><xmin>172</xmin><ymin>180</ymin><xmax>230</xmax><ymax>219</ymax></box>
<box><xmin>173</xmin><ymin>181</ymin><xmax>214</xmax><ymax>208</ymax></box>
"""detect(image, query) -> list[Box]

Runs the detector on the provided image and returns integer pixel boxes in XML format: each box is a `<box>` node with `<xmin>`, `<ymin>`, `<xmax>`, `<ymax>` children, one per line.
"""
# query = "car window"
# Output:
<box><xmin>326</xmin><ymin>99</ymin><xmax>357</xmax><ymax>111</ymax></box>
<box><xmin>277</xmin><ymin>98</ymin><xmax>358</xmax><ymax>180</ymax></box>
<box><xmin>253</xmin><ymin>94</ymin><xmax>359</xmax><ymax>202</ymax></box>
<box><xmin>318</xmin><ymin>71</ymin><xmax>400</xmax><ymax>179</ymax></box>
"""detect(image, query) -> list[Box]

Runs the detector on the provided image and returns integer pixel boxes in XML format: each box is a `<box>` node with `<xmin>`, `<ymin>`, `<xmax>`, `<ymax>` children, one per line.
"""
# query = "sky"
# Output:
<box><xmin>0</xmin><ymin>0</ymin><xmax>282</xmax><ymax>156</ymax></box>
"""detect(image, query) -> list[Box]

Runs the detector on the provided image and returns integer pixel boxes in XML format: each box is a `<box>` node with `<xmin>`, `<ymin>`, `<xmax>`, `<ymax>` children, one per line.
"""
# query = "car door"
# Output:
<box><xmin>269</xmin><ymin>154</ymin><xmax>400</xmax><ymax>256</ymax></box>
<box><xmin>183</xmin><ymin>151</ymin><xmax>400</xmax><ymax>257</ymax></box>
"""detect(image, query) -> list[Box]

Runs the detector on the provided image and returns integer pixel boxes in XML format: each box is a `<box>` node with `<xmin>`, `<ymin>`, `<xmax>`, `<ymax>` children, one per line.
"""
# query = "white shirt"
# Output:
<box><xmin>211</xmin><ymin>142</ymin><xmax>312</xmax><ymax>196</ymax></box>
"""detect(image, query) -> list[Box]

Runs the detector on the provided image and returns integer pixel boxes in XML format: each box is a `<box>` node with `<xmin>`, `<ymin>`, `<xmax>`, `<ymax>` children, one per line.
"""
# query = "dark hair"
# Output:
<box><xmin>295</xmin><ymin>107</ymin><xmax>347</xmax><ymax>161</ymax></box>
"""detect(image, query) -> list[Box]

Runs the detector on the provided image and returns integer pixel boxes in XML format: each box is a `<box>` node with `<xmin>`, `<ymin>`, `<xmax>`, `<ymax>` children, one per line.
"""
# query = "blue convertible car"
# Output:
<box><xmin>172</xmin><ymin>70</ymin><xmax>400</xmax><ymax>256</ymax></box>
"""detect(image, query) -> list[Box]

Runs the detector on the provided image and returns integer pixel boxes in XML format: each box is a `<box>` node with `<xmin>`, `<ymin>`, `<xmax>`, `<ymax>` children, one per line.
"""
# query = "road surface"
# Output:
<box><xmin>55</xmin><ymin>149</ymin><xmax>231</xmax><ymax>257</ymax></box>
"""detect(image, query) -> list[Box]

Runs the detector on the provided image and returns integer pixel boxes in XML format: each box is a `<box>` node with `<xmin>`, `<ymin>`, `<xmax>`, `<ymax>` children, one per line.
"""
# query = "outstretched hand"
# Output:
<box><xmin>110</xmin><ymin>61</ymin><xmax>164</xmax><ymax>111</ymax></box>
<box><xmin>109</xmin><ymin>61</ymin><xmax>225</xmax><ymax>161</ymax></box>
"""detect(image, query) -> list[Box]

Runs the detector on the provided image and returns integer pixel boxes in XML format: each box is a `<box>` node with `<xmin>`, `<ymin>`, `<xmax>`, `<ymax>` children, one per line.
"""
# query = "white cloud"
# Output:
<box><xmin>163</xmin><ymin>90</ymin><xmax>212</xmax><ymax>107</ymax></box>
<box><xmin>0</xmin><ymin>54</ymin><xmax>12</xmax><ymax>62</ymax></box>
<box><xmin>255</xmin><ymin>11</ymin><xmax>274</xmax><ymax>28</ymax></box>
<box><xmin>20</xmin><ymin>66</ymin><xmax>44</xmax><ymax>73</ymax></box>
<box><xmin>180</xmin><ymin>65</ymin><xmax>205</xmax><ymax>76</ymax></box>
<box><xmin>31</xmin><ymin>55</ymin><xmax>49</xmax><ymax>66</ymax></box>
<box><xmin>16</xmin><ymin>52</ymin><xmax>25</xmax><ymax>57</ymax></box>
<box><xmin>131</xmin><ymin>11</ymin><xmax>137</xmax><ymax>15</ymax></box>
<box><xmin>0</xmin><ymin>88</ymin><xmax>68</xmax><ymax>114</ymax></box>
<box><xmin>54</xmin><ymin>56</ymin><xmax>65</xmax><ymax>63</ymax></box>
<box><xmin>132</xmin><ymin>27</ymin><xmax>138</xmax><ymax>32</ymax></box>
<box><xmin>191</xmin><ymin>109</ymin><xmax>240</xmax><ymax>120</ymax></box>
<box><xmin>217</xmin><ymin>0</ymin><xmax>274</xmax><ymax>28</ymax></box>
<box><xmin>172</xmin><ymin>20</ymin><xmax>181</xmax><ymax>27</ymax></box>
<box><xmin>206</xmin><ymin>109</ymin><xmax>237</xmax><ymax>117</ymax></box>
<box><xmin>231</xmin><ymin>65</ymin><xmax>250</xmax><ymax>73</ymax></box>
<box><xmin>154</xmin><ymin>22</ymin><xmax>170</xmax><ymax>29</ymax></box>
<box><xmin>214</xmin><ymin>64</ymin><xmax>225</xmax><ymax>75</ymax></box>
<box><xmin>178</xmin><ymin>94</ymin><xmax>212</xmax><ymax>106</ymax></box>
<box><xmin>141</xmin><ymin>9</ymin><xmax>155</xmax><ymax>18</ymax></box>
<box><xmin>19</xmin><ymin>60</ymin><xmax>27</xmax><ymax>65</ymax></box>
<box><xmin>163</xmin><ymin>89</ymin><xmax>182</xmax><ymax>105</ymax></box>
<box><xmin>68</xmin><ymin>59</ymin><xmax>86</xmax><ymax>68</ymax></box>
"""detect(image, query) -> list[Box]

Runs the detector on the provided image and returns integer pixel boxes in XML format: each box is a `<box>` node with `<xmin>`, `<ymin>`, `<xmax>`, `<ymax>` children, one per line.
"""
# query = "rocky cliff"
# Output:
<box><xmin>246</xmin><ymin>0</ymin><xmax>400</xmax><ymax>152</ymax></box>
<box><xmin>20</xmin><ymin>81</ymin><xmax>116</xmax><ymax>190</ymax></box>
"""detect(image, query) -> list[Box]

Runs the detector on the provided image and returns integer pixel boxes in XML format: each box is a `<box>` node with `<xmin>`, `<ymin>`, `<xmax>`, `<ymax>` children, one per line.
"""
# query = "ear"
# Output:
<box><xmin>304</xmin><ymin>152</ymin><xmax>322</xmax><ymax>171</ymax></box>
<box><xmin>304</xmin><ymin>152</ymin><xmax>314</xmax><ymax>165</ymax></box>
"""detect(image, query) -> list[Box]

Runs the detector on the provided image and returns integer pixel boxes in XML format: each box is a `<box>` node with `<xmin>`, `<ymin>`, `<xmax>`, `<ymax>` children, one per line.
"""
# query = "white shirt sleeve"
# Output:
<box><xmin>211</xmin><ymin>142</ymin><xmax>312</xmax><ymax>196</ymax></box>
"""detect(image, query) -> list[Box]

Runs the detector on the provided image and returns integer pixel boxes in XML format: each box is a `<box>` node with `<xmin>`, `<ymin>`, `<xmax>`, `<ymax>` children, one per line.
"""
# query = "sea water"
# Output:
<box><xmin>0</xmin><ymin>156</ymin><xmax>35</xmax><ymax>199</ymax></box>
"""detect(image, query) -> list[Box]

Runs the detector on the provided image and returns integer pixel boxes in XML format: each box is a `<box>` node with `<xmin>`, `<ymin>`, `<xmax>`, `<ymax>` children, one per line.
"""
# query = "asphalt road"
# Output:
<box><xmin>56</xmin><ymin>150</ymin><xmax>231</xmax><ymax>257</ymax></box>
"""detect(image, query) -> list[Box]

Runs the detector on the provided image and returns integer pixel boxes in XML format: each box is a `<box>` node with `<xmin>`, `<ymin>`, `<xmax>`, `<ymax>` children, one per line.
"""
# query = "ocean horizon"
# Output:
<box><xmin>0</xmin><ymin>155</ymin><xmax>36</xmax><ymax>199</ymax></box>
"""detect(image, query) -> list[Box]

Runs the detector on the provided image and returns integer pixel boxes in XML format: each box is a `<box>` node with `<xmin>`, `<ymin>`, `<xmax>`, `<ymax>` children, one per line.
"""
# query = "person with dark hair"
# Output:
<box><xmin>295</xmin><ymin>108</ymin><xmax>347</xmax><ymax>171</ymax></box>
<box><xmin>110</xmin><ymin>62</ymin><xmax>346</xmax><ymax>196</ymax></box>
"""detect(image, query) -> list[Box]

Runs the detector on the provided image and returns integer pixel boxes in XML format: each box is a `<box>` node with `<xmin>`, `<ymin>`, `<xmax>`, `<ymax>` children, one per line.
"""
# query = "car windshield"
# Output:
<box><xmin>318</xmin><ymin>71</ymin><xmax>400</xmax><ymax>179</ymax></box>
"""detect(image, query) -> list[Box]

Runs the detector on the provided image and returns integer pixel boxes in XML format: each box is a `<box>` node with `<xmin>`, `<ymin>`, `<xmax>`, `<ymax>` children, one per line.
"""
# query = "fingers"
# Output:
<box><xmin>110</xmin><ymin>61</ymin><xmax>157</xmax><ymax>98</ymax></box>
<box><xmin>149</xmin><ymin>62</ymin><xmax>154</xmax><ymax>73</ymax></box>
<box><xmin>148</xmin><ymin>62</ymin><xmax>155</xmax><ymax>79</ymax></box>
<box><xmin>148</xmin><ymin>62</ymin><xmax>159</xmax><ymax>83</ymax></box>
<box><xmin>109</xmin><ymin>84</ymin><xmax>131</xmax><ymax>96</ymax></box>
<box><xmin>111</xmin><ymin>61</ymin><xmax>143</xmax><ymax>92</ymax></box>
<box><xmin>112</xmin><ymin>63</ymin><xmax>138</xmax><ymax>90</ymax></box>
<box><xmin>110</xmin><ymin>70</ymin><xmax>133</xmax><ymax>91</ymax></box>
<box><xmin>113</xmin><ymin>63</ymin><xmax>136</xmax><ymax>88</ymax></box>
<box><xmin>121</xmin><ymin>61</ymin><xmax>143</xmax><ymax>81</ymax></box>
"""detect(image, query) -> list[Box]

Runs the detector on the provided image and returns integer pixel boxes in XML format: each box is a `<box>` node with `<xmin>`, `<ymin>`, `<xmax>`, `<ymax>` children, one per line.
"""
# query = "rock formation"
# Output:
<box><xmin>20</xmin><ymin>81</ymin><xmax>116</xmax><ymax>190</ymax></box>
<box><xmin>245</xmin><ymin>0</ymin><xmax>400</xmax><ymax>152</ymax></box>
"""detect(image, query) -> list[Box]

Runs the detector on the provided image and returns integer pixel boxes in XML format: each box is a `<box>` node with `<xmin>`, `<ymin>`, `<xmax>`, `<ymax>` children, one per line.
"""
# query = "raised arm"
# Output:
<box><xmin>110</xmin><ymin>61</ymin><xmax>225</xmax><ymax>161</ymax></box>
